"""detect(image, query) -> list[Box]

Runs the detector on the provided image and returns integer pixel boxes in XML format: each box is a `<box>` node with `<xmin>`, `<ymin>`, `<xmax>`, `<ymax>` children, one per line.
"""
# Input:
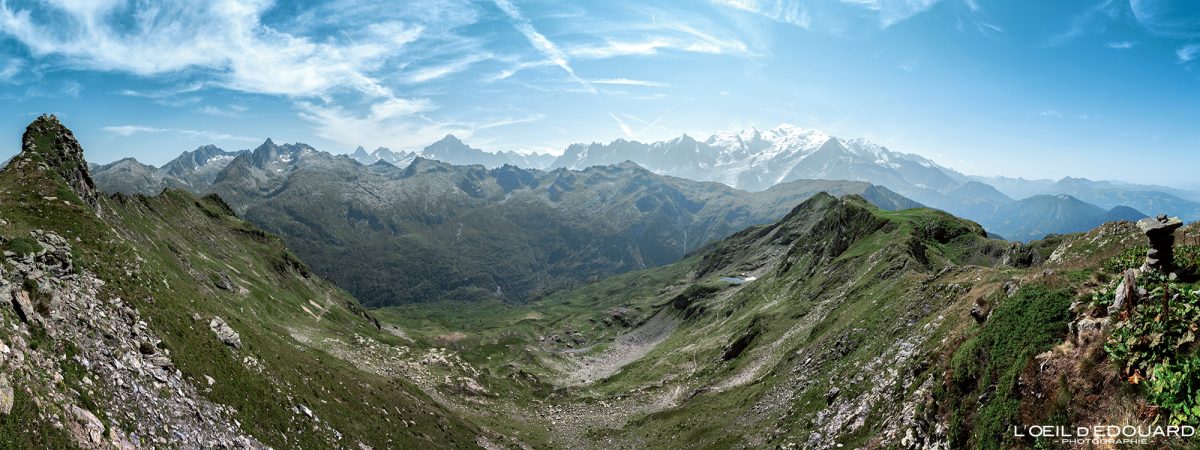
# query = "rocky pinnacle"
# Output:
<box><xmin>16</xmin><ymin>114</ymin><xmax>100</xmax><ymax>208</ymax></box>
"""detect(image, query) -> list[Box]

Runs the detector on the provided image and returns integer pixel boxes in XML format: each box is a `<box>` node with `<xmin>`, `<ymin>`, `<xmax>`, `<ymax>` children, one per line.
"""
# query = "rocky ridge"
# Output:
<box><xmin>0</xmin><ymin>229</ymin><xmax>261</xmax><ymax>448</ymax></box>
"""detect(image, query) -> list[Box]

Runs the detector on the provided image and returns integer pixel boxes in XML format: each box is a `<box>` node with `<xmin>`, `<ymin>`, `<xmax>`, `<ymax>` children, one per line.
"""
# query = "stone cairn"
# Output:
<box><xmin>1138</xmin><ymin>214</ymin><xmax>1184</xmax><ymax>275</ymax></box>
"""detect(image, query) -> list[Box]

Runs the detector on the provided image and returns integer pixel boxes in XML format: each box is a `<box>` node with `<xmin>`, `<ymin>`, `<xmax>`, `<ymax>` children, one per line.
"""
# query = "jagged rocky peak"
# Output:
<box><xmin>14</xmin><ymin>114</ymin><xmax>100</xmax><ymax>207</ymax></box>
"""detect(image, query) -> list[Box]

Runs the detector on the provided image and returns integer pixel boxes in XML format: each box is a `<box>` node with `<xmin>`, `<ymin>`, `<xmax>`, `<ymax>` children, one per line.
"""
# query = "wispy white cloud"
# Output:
<box><xmin>485</xmin><ymin>59</ymin><xmax>556</xmax><ymax>82</ymax></box>
<box><xmin>200</xmin><ymin>104</ymin><xmax>249</xmax><ymax>118</ymax></box>
<box><xmin>1177</xmin><ymin>44</ymin><xmax>1200</xmax><ymax>63</ymax></box>
<box><xmin>973</xmin><ymin>21</ymin><xmax>1004</xmax><ymax>38</ymax></box>
<box><xmin>560</xmin><ymin>10</ymin><xmax>751</xmax><ymax>61</ymax></box>
<box><xmin>1130</xmin><ymin>0</ymin><xmax>1200</xmax><ymax>39</ymax></box>
<box><xmin>567</xmin><ymin>33</ymin><xmax>749</xmax><ymax>59</ymax></box>
<box><xmin>404</xmin><ymin>53</ymin><xmax>493</xmax><ymax>83</ymax></box>
<box><xmin>492</xmin><ymin>0</ymin><xmax>596</xmax><ymax>94</ymax></box>
<box><xmin>589</xmin><ymin>78</ymin><xmax>671</xmax><ymax>87</ymax></box>
<box><xmin>620</xmin><ymin>112</ymin><xmax>671</xmax><ymax>135</ymax></box>
<box><xmin>0</xmin><ymin>1</ymin><xmax>412</xmax><ymax>99</ymax></box>
<box><xmin>568</xmin><ymin>39</ymin><xmax>674</xmax><ymax>59</ymax></box>
<box><xmin>608</xmin><ymin>112</ymin><xmax>634</xmax><ymax>137</ymax></box>
<box><xmin>478</xmin><ymin>114</ymin><xmax>547</xmax><ymax>130</ymax></box>
<box><xmin>1039</xmin><ymin>110</ymin><xmax>1063</xmax><ymax>118</ymax></box>
<box><xmin>102</xmin><ymin>125</ymin><xmax>259</xmax><ymax>142</ymax></box>
<box><xmin>1040</xmin><ymin>1</ymin><xmax>1122</xmax><ymax>48</ymax></box>
<box><xmin>1105</xmin><ymin>41</ymin><xmax>1136</xmax><ymax>49</ymax></box>
<box><xmin>296</xmin><ymin>98</ymin><xmax>464</xmax><ymax>151</ymax></box>
<box><xmin>0</xmin><ymin>58</ymin><xmax>22</xmax><ymax>82</ymax></box>
<box><xmin>118</xmin><ymin>83</ymin><xmax>207</xmax><ymax>99</ymax></box>
<box><xmin>839</xmin><ymin>0</ymin><xmax>940</xmax><ymax>28</ymax></box>
<box><xmin>713</xmin><ymin>0</ymin><xmax>937</xmax><ymax>33</ymax></box>
<box><xmin>711</xmin><ymin>0</ymin><xmax>812</xmax><ymax>29</ymax></box>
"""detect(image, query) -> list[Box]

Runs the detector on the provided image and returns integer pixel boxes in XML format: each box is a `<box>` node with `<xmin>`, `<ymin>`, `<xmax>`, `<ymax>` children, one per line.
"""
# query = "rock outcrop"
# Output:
<box><xmin>209</xmin><ymin>316</ymin><xmax>243</xmax><ymax>349</ymax></box>
<box><xmin>10</xmin><ymin>114</ymin><xmax>100</xmax><ymax>208</ymax></box>
<box><xmin>0</xmin><ymin>230</ymin><xmax>261</xmax><ymax>448</ymax></box>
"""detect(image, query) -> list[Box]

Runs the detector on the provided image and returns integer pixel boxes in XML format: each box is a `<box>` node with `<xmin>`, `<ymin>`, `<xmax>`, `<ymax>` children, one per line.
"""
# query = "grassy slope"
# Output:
<box><xmin>591</xmin><ymin>198</ymin><xmax>1009</xmax><ymax>448</ymax></box>
<box><xmin>374</xmin><ymin>195</ymin><xmax>1020</xmax><ymax>448</ymax></box>
<box><xmin>0</xmin><ymin>154</ymin><xmax>482</xmax><ymax>448</ymax></box>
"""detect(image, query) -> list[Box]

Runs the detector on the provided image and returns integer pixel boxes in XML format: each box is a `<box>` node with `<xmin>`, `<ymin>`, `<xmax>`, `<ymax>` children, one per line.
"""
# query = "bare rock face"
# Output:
<box><xmin>11</xmin><ymin>114</ymin><xmax>100</xmax><ymax>208</ymax></box>
<box><xmin>1138</xmin><ymin>214</ymin><xmax>1183</xmax><ymax>274</ymax></box>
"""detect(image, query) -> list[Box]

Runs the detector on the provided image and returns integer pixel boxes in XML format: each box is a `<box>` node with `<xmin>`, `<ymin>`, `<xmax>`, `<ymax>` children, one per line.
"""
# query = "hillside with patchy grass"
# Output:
<box><xmin>0</xmin><ymin>115</ymin><xmax>488</xmax><ymax>449</ymax></box>
<box><xmin>7</xmin><ymin>115</ymin><xmax>1200</xmax><ymax>449</ymax></box>
<box><xmin>372</xmin><ymin>195</ymin><xmax>1200</xmax><ymax>448</ymax></box>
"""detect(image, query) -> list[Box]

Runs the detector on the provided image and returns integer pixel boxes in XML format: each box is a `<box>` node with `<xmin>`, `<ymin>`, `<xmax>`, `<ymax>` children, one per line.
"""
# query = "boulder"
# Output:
<box><xmin>11</xmin><ymin>290</ymin><xmax>35</xmax><ymax>324</ymax></box>
<box><xmin>72</xmin><ymin>406</ymin><xmax>105</xmax><ymax>445</ymax></box>
<box><xmin>212</xmin><ymin>272</ymin><xmax>234</xmax><ymax>291</ymax></box>
<box><xmin>209</xmin><ymin>316</ymin><xmax>242</xmax><ymax>349</ymax></box>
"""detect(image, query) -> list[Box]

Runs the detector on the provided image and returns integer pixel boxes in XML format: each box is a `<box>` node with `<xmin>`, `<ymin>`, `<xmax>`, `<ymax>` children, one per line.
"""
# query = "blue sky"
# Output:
<box><xmin>0</xmin><ymin>0</ymin><xmax>1198</xmax><ymax>187</ymax></box>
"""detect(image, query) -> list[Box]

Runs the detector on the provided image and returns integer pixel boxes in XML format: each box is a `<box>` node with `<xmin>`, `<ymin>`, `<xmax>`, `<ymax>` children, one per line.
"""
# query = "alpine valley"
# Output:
<box><xmin>0</xmin><ymin>114</ymin><xmax>1187</xmax><ymax>449</ymax></box>
<box><xmin>90</xmin><ymin>124</ymin><xmax>1185</xmax><ymax>308</ymax></box>
<box><xmin>6</xmin><ymin>0</ymin><xmax>1200</xmax><ymax>447</ymax></box>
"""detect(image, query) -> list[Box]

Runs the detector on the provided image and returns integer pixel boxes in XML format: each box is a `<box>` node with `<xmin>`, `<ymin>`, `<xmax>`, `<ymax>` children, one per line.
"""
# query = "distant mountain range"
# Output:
<box><xmin>348</xmin><ymin>135</ymin><xmax>555</xmax><ymax>169</ymax></box>
<box><xmin>197</xmin><ymin>138</ymin><xmax>918</xmax><ymax>306</ymax></box>
<box><xmin>89</xmin><ymin>124</ymin><xmax>1196</xmax><ymax>242</ymax></box>
<box><xmin>546</xmin><ymin>124</ymin><xmax>1191</xmax><ymax>240</ymax></box>
<box><xmin>89</xmin><ymin>144</ymin><xmax>246</xmax><ymax>194</ymax></box>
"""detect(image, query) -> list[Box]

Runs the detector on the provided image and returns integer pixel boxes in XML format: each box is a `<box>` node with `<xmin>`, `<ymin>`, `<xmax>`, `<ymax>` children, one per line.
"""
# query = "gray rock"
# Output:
<box><xmin>212</xmin><ymin>272</ymin><xmax>234</xmax><ymax>291</ymax></box>
<box><xmin>72</xmin><ymin>405</ymin><xmax>105</xmax><ymax>445</ymax></box>
<box><xmin>11</xmin><ymin>289</ymin><xmax>35</xmax><ymax>324</ymax></box>
<box><xmin>209</xmin><ymin>317</ymin><xmax>242</xmax><ymax>349</ymax></box>
<box><xmin>1075</xmin><ymin>317</ymin><xmax>1109</xmax><ymax>342</ymax></box>
<box><xmin>0</xmin><ymin>381</ymin><xmax>12</xmax><ymax>415</ymax></box>
<box><xmin>1108</xmin><ymin>270</ymin><xmax>1137</xmax><ymax>317</ymax></box>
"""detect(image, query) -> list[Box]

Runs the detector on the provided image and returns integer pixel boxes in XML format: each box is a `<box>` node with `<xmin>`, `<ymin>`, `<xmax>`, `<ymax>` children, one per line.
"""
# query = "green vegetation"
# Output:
<box><xmin>1105</xmin><ymin>275</ymin><xmax>1200</xmax><ymax>377</ymax></box>
<box><xmin>1105</xmin><ymin>244</ymin><xmax>1200</xmax><ymax>273</ymax></box>
<box><xmin>0</xmin><ymin>141</ymin><xmax>482</xmax><ymax>447</ymax></box>
<box><xmin>1102</xmin><ymin>270</ymin><xmax>1200</xmax><ymax>426</ymax></box>
<box><xmin>0</xmin><ymin>388</ymin><xmax>78</xmax><ymax>450</ymax></box>
<box><xmin>944</xmin><ymin>285</ymin><xmax>1072</xmax><ymax>449</ymax></box>
<box><xmin>1147</xmin><ymin>356</ymin><xmax>1200</xmax><ymax>425</ymax></box>
<box><xmin>18</xmin><ymin>116</ymin><xmax>1200</xmax><ymax>448</ymax></box>
<box><xmin>3</xmin><ymin>236</ymin><xmax>40</xmax><ymax>257</ymax></box>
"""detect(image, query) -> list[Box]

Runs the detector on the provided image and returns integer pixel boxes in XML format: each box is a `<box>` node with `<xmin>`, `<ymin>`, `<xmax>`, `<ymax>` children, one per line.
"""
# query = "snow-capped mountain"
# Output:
<box><xmin>349</xmin><ymin>146</ymin><xmax>418</xmax><ymax>167</ymax></box>
<box><xmin>88</xmin><ymin>126</ymin><xmax>1166</xmax><ymax>242</ymax></box>
<box><xmin>549</xmin><ymin>124</ymin><xmax>1159</xmax><ymax>240</ymax></box>
<box><xmin>552</xmin><ymin>124</ymin><xmax>985</xmax><ymax>211</ymax></box>
<box><xmin>347</xmin><ymin>136</ymin><xmax>554</xmax><ymax>170</ymax></box>
<box><xmin>421</xmin><ymin>135</ymin><xmax>555</xmax><ymax>169</ymax></box>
